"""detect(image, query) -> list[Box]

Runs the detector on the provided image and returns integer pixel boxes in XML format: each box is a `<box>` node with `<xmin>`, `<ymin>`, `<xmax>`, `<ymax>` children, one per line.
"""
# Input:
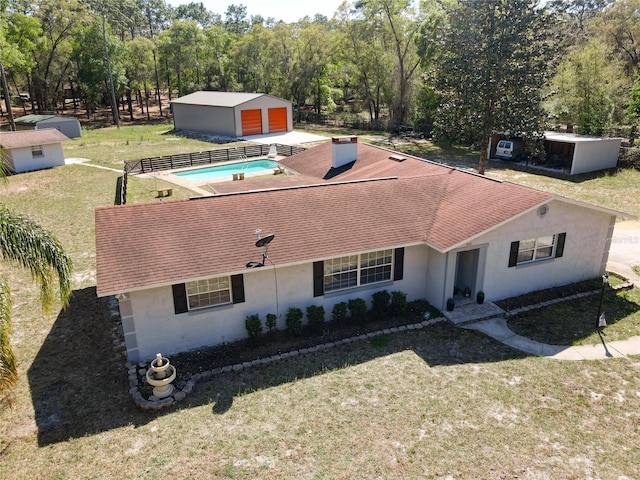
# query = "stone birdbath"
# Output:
<box><xmin>145</xmin><ymin>353</ymin><xmax>177</xmax><ymax>399</ymax></box>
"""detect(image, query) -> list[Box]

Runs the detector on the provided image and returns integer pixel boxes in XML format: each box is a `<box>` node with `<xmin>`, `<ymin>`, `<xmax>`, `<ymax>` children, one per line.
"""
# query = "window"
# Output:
<box><xmin>509</xmin><ymin>233</ymin><xmax>566</xmax><ymax>267</ymax></box>
<box><xmin>31</xmin><ymin>145</ymin><xmax>44</xmax><ymax>157</ymax></box>
<box><xmin>324</xmin><ymin>255</ymin><xmax>358</xmax><ymax>292</ymax></box>
<box><xmin>172</xmin><ymin>275</ymin><xmax>244</xmax><ymax>314</ymax></box>
<box><xmin>186</xmin><ymin>276</ymin><xmax>231</xmax><ymax>309</ymax></box>
<box><xmin>324</xmin><ymin>249</ymin><xmax>393</xmax><ymax>293</ymax></box>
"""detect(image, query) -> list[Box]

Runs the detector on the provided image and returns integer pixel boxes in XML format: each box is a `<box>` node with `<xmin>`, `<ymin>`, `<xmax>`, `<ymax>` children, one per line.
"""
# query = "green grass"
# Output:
<box><xmin>1</xmin><ymin>125</ymin><xmax>639</xmax><ymax>479</ymax></box>
<box><xmin>65</xmin><ymin>123</ymin><xmax>257</xmax><ymax>169</ymax></box>
<box><xmin>507</xmin><ymin>285</ymin><xmax>640</xmax><ymax>345</ymax></box>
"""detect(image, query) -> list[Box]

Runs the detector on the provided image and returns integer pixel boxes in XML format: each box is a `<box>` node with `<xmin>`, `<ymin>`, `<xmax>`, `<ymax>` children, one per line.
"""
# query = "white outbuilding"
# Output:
<box><xmin>0</xmin><ymin>129</ymin><xmax>69</xmax><ymax>173</ymax></box>
<box><xmin>170</xmin><ymin>91</ymin><xmax>293</xmax><ymax>138</ymax></box>
<box><xmin>543</xmin><ymin>132</ymin><xmax>622</xmax><ymax>175</ymax></box>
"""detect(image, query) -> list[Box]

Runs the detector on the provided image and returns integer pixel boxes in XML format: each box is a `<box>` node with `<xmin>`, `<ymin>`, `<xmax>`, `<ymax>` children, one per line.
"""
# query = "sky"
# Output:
<box><xmin>169</xmin><ymin>0</ymin><xmax>347</xmax><ymax>24</ymax></box>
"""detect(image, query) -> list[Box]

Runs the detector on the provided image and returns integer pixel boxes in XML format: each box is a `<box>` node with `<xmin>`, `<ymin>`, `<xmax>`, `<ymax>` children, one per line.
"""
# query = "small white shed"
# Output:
<box><xmin>544</xmin><ymin>132</ymin><xmax>621</xmax><ymax>175</ymax></box>
<box><xmin>171</xmin><ymin>91</ymin><xmax>293</xmax><ymax>138</ymax></box>
<box><xmin>0</xmin><ymin>129</ymin><xmax>70</xmax><ymax>173</ymax></box>
<box><xmin>15</xmin><ymin>114</ymin><xmax>82</xmax><ymax>139</ymax></box>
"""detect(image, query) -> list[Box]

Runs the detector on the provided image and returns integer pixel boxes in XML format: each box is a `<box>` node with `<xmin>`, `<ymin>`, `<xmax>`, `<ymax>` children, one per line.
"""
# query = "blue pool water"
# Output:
<box><xmin>174</xmin><ymin>159</ymin><xmax>280</xmax><ymax>182</ymax></box>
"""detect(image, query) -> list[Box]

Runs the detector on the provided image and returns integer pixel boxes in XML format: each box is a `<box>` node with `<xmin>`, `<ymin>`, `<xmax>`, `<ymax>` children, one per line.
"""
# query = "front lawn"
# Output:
<box><xmin>505</xmin><ymin>284</ymin><xmax>640</xmax><ymax>345</ymax></box>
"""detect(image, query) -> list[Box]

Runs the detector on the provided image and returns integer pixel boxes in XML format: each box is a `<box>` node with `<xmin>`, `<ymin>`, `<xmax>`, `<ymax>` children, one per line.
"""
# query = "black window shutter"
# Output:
<box><xmin>313</xmin><ymin>261</ymin><xmax>324</xmax><ymax>297</ymax></box>
<box><xmin>231</xmin><ymin>274</ymin><xmax>245</xmax><ymax>303</ymax></box>
<box><xmin>508</xmin><ymin>241</ymin><xmax>519</xmax><ymax>267</ymax></box>
<box><xmin>393</xmin><ymin>247</ymin><xmax>405</xmax><ymax>281</ymax></box>
<box><xmin>555</xmin><ymin>233</ymin><xmax>566</xmax><ymax>258</ymax></box>
<box><xmin>172</xmin><ymin>283</ymin><xmax>188</xmax><ymax>314</ymax></box>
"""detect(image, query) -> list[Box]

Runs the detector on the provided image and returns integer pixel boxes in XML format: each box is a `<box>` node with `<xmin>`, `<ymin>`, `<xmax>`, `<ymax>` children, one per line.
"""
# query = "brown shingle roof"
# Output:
<box><xmin>279</xmin><ymin>141</ymin><xmax>445</xmax><ymax>181</ymax></box>
<box><xmin>96</xmin><ymin>167</ymin><xmax>552</xmax><ymax>296</ymax></box>
<box><xmin>0</xmin><ymin>129</ymin><xmax>69</xmax><ymax>149</ymax></box>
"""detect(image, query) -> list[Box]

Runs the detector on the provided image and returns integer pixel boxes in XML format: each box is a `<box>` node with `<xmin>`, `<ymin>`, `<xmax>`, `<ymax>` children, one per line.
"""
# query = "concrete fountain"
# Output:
<box><xmin>145</xmin><ymin>353</ymin><xmax>177</xmax><ymax>399</ymax></box>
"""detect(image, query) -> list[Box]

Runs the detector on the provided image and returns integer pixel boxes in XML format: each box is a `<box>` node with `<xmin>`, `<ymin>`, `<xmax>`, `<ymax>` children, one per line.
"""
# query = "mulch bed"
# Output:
<box><xmin>170</xmin><ymin>300</ymin><xmax>436</xmax><ymax>381</ymax></box>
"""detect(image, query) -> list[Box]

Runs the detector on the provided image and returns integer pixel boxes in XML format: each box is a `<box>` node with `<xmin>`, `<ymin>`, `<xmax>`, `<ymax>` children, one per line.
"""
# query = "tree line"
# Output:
<box><xmin>1</xmin><ymin>0</ymin><xmax>640</xmax><ymax>147</ymax></box>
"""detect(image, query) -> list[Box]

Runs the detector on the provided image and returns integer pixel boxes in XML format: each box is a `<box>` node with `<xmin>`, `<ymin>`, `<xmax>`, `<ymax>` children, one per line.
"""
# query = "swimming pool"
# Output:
<box><xmin>174</xmin><ymin>159</ymin><xmax>281</xmax><ymax>182</ymax></box>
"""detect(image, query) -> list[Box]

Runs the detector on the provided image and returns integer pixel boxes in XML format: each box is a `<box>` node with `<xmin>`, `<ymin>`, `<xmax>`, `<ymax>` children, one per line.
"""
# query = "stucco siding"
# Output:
<box><xmin>472</xmin><ymin>199</ymin><xmax>613</xmax><ymax>301</ymax></box>
<box><xmin>424</xmin><ymin>248</ymin><xmax>448</xmax><ymax>309</ymax></box>
<box><xmin>4</xmin><ymin>143</ymin><xmax>65</xmax><ymax>173</ymax></box>
<box><xmin>123</xmin><ymin>245</ymin><xmax>430</xmax><ymax>361</ymax></box>
<box><xmin>172</xmin><ymin>104</ymin><xmax>236</xmax><ymax>136</ymax></box>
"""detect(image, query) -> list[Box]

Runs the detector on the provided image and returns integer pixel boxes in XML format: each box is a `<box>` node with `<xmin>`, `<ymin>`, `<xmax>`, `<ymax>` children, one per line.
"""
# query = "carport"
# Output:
<box><xmin>543</xmin><ymin>132</ymin><xmax>621</xmax><ymax>175</ymax></box>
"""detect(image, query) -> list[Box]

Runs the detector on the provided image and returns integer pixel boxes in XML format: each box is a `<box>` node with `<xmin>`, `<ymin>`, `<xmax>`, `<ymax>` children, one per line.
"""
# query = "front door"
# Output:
<box><xmin>454</xmin><ymin>248</ymin><xmax>480</xmax><ymax>299</ymax></box>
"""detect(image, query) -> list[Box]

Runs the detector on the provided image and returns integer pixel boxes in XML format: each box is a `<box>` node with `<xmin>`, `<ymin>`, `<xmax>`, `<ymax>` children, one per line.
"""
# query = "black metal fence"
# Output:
<box><xmin>118</xmin><ymin>143</ymin><xmax>306</xmax><ymax>205</ymax></box>
<box><xmin>124</xmin><ymin>144</ymin><xmax>305</xmax><ymax>174</ymax></box>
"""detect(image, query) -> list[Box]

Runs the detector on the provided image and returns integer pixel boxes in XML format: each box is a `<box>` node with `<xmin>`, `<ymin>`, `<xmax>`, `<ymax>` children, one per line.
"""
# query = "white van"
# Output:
<box><xmin>495</xmin><ymin>139</ymin><xmax>526</xmax><ymax>161</ymax></box>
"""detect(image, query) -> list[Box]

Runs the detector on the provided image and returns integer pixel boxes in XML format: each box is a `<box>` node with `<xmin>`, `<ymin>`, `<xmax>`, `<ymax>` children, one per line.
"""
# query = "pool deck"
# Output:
<box><xmin>145</xmin><ymin>156</ymin><xmax>292</xmax><ymax>196</ymax></box>
<box><xmin>209</xmin><ymin>172</ymin><xmax>322</xmax><ymax>194</ymax></box>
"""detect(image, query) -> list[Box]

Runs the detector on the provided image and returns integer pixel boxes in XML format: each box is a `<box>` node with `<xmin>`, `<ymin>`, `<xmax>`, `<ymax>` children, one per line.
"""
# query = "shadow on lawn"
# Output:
<box><xmin>29</xmin><ymin>289</ymin><xmax>527</xmax><ymax>444</ymax></box>
<box><xmin>28</xmin><ymin>287</ymin><xmax>152</xmax><ymax>446</ymax></box>
<box><xmin>204</xmin><ymin>322</ymin><xmax>528</xmax><ymax>415</ymax></box>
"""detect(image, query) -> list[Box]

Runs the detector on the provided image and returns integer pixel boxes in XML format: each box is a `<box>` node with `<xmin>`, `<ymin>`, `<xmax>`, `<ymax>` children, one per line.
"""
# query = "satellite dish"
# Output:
<box><xmin>255</xmin><ymin>233</ymin><xmax>275</xmax><ymax>248</ymax></box>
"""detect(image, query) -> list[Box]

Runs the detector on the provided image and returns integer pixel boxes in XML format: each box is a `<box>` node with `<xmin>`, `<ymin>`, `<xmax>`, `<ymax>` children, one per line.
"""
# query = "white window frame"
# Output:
<box><xmin>186</xmin><ymin>276</ymin><xmax>231</xmax><ymax>310</ymax></box>
<box><xmin>324</xmin><ymin>249</ymin><xmax>393</xmax><ymax>293</ymax></box>
<box><xmin>31</xmin><ymin>145</ymin><xmax>44</xmax><ymax>157</ymax></box>
<box><xmin>516</xmin><ymin>235</ymin><xmax>556</xmax><ymax>265</ymax></box>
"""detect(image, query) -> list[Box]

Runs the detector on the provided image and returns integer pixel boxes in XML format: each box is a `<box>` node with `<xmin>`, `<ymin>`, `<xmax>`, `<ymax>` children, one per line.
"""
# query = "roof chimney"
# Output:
<box><xmin>331</xmin><ymin>136</ymin><xmax>358</xmax><ymax>169</ymax></box>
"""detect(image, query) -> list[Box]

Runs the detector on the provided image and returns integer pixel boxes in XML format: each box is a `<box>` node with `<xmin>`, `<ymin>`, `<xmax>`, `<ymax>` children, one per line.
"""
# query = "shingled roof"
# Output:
<box><xmin>95</xmin><ymin>163</ymin><xmax>552</xmax><ymax>296</ymax></box>
<box><xmin>0</xmin><ymin>129</ymin><xmax>69</xmax><ymax>149</ymax></box>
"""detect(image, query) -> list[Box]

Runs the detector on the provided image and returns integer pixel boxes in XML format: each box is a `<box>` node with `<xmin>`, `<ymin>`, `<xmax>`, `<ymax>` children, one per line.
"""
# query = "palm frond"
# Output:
<box><xmin>0</xmin><ymin>207</ymin><xmax>73</xmax><ymax>312</ymax></box>
<box><xmin>0</xmin><ymin>280</ymin><xmax>18</xmax><ymax>398</ymax></box>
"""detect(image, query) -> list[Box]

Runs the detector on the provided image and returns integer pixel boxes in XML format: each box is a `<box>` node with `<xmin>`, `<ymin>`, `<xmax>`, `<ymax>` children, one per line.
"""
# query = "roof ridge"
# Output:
<box><xmin>187</xmin><ymin>176</ymin><xmax>400</xmax><ymax>200</ymax></box>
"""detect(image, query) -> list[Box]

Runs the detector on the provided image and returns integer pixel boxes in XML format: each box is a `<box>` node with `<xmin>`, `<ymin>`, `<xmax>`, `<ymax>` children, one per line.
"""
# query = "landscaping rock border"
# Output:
<box><xmin>127</xmin><ymin>316</ymin><xmax>447</xmax><ymax>412</ymax></box>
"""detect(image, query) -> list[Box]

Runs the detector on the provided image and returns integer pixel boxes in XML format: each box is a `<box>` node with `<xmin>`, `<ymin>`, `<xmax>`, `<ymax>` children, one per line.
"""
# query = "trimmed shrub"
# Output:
<box><xmin>390</xmin><ymin>291</ymin><xmax>408</xmax><ymax>317</ymax></box>
<box><xmin>244</xmin><ymin>314</ymin><xmax>262</xmax><ymax>346</ymax></box>
<box><xmin>306</xmin><ymin>305</ymin><xmax>325</xmax><ymax>332</ymax></box>
<box><xmin>332</xmin><ymin>301</ymin><xmax>348</xmax><ymax>323</ymax></box>
<box><xmin>348</xmin><ymin>298</ymin><xmax>368</xmax><ymax>324</ymax></box>
<box><xmin>265</xmin><ymin>313</ymin><xmax>278</xmax><ymax>332</ymax></box>
<box><xmin>285</xmin><ymin>307</ymin><xmax>303</xmax><ymax>336</ymax></box>
<box><xmin>371</xmin><ymin>290</ymin><xmax>391</xmax><ymax>319</ymax></box>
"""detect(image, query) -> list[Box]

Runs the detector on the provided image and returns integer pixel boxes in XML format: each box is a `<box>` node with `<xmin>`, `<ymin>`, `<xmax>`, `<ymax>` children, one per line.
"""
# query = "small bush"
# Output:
<box><xmin>265</xmin><ymin>313</ymin><xmax>278</xmax><ymax>332</ymax></box>
<box><xmin>390</xmin><ymin>291</ymin><xmax>408</xmax><ymax>317</ymax></box>
<box><xmin>285</xmin><ymin>307</ymin><xmax>303</xmax><ymax>336</ymax></box>
<box><xmin>306</xmin><ymin>305</ymin><xmax>325</xmax><ymax>332</ymax></box>
<box><xmin>371</xmin><ymin>290</ymin><xmax>391</xmax><ymax>319</ymax></box>
<box><xmin>245</xmin><ymin>314</ymin><xmax>262</xmax><ymax>346</ymax></box>
<box><xmin>332</xmin><ymin>302</ymin><xmax>348</xmax><ymax>323</ymax></box>
<box><xmin>348</xmin><ymin>298</ymin><xmax>368</xmax><ymax>324</ymax></box>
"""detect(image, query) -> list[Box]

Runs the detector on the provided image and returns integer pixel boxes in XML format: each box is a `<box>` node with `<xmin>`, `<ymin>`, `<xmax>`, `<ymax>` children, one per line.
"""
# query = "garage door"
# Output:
<box><xmin>268</xmin><ymin>107</ymin><xmax>288</xmax><ymax>133</ymax></box>
<box><xmin>241</xmin><ymin>109</ymin><xmax>263</xmax><ymax>136</ymax></box>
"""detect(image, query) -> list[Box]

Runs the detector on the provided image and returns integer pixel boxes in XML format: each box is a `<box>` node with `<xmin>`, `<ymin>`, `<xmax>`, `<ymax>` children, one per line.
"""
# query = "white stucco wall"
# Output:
<box><xmin>470</xmin><ymin>199</ymin><xmax>614</xmax><ymax>302</ymax></box>
<box><xmin>4</xmin><ymin>143</ymin><xmax>65</xmax><ymax>173</ymax></box>
<box><xmin>123</xmin><ymin>244</ymin><xmax>429</xmax><ymax>362</ymax></box>
<box><xmin>571</xmin><ymin>138</ymin><xmax>621</xmax><ymax>175</ymax></box>
<box><xmin>172</xmin><ymin>104</ymin><xmax>236</xmax><ymax>136</ymax></box>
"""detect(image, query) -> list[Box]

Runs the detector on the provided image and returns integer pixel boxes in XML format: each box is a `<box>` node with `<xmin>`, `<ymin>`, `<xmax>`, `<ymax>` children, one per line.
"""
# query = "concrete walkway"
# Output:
<box><xmin>461</xmin><ymin>316</ymin><xmax>640</xmax><ymax>360</ymax></box>
<box><xmin>443</xmin><ymin>298</ymin><xmax>640</xmax><ymax>360</ymax></box>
